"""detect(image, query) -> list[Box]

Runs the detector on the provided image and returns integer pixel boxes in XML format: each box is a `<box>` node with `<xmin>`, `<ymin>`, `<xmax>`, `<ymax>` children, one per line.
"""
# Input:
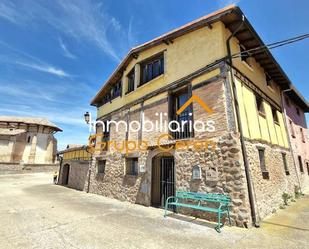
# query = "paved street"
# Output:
<box><xmin>0</xmin><ymin>172</ymin><xmax>308</xmax><ymax>249</ymax></box>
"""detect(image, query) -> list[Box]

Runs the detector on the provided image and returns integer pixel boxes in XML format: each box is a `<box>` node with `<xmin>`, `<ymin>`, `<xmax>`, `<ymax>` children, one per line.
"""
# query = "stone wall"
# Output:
<box><xmin>87</xmin><ymin>132</ymin><xmax>251</xmax><ymax>227</ymax></box>
<box><xmin>0</xmin><ymin>162</ymin><xmax>58</xmax><ymax>174</ymax></box>
<box><xmin>245</xmin><ymin>139</ymin><xmax>301</xmax><ymax>219</ymax></box>
<box><xmin>59</xmin><ymin>160</ymin><xmax>90</xmax><ymax>191</ymax></box>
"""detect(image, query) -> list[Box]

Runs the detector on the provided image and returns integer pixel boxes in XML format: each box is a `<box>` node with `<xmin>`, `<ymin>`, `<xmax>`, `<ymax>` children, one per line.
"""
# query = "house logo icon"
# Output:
<box><xmin>176</xmin><ymin>95</ymin><xmax>213</xmax><ymax>115</ymax></box>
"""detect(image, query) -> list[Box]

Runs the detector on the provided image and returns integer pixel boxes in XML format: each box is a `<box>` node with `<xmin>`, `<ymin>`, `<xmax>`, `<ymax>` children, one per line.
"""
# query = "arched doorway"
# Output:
<box><xmin>151</xmin><ymin>153</ymin><xmax>175</xmax><ymax>208</ymax></box>
<box><xmin>62</xmin><ymin>164</ymin><xmax>70</xmax><ymax>185</ymax></box>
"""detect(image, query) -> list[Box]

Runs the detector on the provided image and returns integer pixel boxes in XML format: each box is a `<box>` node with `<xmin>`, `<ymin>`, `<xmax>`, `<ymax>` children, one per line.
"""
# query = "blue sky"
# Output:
<box><xmin>0</xmin><ymin>0</ymin><xmax>308</xmax><ymax>149</ymax></box>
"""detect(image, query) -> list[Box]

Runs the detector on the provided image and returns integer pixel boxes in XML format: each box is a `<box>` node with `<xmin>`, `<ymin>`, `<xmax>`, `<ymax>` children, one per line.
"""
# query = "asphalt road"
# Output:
<box><xmin>0</xmin><ymin>172</ymin><xmax>308</xmax><ymax>249</ymax></box>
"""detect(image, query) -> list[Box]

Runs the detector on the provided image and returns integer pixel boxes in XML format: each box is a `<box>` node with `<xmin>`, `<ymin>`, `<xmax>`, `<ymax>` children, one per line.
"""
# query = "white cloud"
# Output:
<box><xmin>0</xmin><ymin>0</ymin><xmax>131</xmax><ymax>62</ymax></box>
<box><xmin>15</xmin><ymin>61</ymin><xmax>70</xmax><ymax>78</ymax></box>
<box><xmin>0</xmin><ymin>40</ymin><xmax>71</xmax><ymax>78</ymax></box>
<box><xmin>58</xmin><ymin>37</ymin><xmax>77</xmax><ymax>59</ymax></box>
<box><xmin>217</xmin><ymin>0</ymin><xmax>241</xmax><ymax>8</ymax></box>
<box><xmin>0</xmin><ymin>1</ymin><xmax>19</xmax><ymax>24</ymax></box>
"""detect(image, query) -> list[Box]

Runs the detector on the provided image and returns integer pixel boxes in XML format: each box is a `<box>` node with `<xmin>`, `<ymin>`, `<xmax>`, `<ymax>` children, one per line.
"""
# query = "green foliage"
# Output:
<box><xmin>282</xmin><ymin>192</ymin><xmax>291</xmax><ymax>205</ymax></box>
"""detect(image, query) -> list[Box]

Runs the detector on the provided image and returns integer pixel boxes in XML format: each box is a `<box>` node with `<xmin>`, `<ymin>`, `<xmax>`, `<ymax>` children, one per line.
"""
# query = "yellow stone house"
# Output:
<box><xmin>81</xmin><ymin>5</ymin><xmax>308</xmax><ymax>227</ymax></box>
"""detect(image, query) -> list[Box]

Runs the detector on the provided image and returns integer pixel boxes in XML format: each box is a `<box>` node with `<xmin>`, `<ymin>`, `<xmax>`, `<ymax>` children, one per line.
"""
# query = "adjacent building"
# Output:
<box><xmin>57</xmin><ymin>144</ymin><xmax>91</xmax><ymax>190</ymax></box>
<box><xmin>0</xmin><ymin>116</ymin><xmax>61</xmax><ymax>165</ymax></box>
<box><xmin>282</xmin><ymin>89</ymin><xmax>309</xmax><ymax>188</ymax></box>
<box><xmin>84</xmin><ymin>5</ymin><xmax>308</xmax><ymax>227</ymax></box>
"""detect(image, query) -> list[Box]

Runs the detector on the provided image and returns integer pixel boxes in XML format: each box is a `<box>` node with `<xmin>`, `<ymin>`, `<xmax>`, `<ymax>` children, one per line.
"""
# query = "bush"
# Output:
<box><xmin>282</xmin><ymin>192</ymin><xmax>291</xmax><ymax>205</ymax></box>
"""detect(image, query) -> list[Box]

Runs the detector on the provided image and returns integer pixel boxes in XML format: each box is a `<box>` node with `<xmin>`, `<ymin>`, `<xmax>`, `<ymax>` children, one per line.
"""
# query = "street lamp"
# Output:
<box><xmin>84</xmin><ymin>112</ymin><xmax>90</xmax><ymax>124</ymax></box>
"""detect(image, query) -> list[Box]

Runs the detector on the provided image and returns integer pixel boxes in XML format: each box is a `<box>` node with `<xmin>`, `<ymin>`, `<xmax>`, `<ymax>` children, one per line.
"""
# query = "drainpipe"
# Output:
<box><xmin>281</xmin><ymin>89</ymin><xmax>302</xmax><ymax>192</ymax></box>
<box><xmin>226</xmin><ymin>14</ymin><xmax>259</xmax><ymax>227</ymax></box>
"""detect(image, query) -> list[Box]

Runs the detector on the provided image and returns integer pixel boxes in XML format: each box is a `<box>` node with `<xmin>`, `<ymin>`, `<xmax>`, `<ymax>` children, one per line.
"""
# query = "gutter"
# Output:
<box><xmin>226</xmin><ymin>14</ymin><xmax>259</xmax><ymax>227</ymax></box>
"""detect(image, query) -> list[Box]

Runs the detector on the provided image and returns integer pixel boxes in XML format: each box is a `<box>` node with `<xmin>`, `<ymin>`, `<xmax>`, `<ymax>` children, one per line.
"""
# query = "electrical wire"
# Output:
<box><xmin>231</xmin><ymin>33</ymin><xmax>309</xmax><ymax>59</ymax></box>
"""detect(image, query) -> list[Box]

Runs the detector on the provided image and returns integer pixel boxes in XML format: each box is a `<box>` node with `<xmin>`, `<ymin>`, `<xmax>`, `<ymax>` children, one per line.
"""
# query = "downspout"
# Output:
<box><xmin>226</xmin><ymin>14</ymin><xmax>259</xmax><ymax>227</ymax></box>
<box><xmin>281</xmin><ymin>89</ymin><xmax>302</xmax><ymax>191</ymax></box>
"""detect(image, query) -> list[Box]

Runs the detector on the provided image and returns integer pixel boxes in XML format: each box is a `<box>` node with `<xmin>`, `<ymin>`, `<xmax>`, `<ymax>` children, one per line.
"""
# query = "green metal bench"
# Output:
<box><xmin>164</xmin><ymin>191</ymin><xmax>231</xmax><ymax>232</ymax></box>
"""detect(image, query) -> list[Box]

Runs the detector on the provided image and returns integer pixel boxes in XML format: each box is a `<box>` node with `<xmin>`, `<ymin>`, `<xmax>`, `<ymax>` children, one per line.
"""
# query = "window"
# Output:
<box><xmin>27</xmin><ymin>136</ymin><xmax>31</xmax><ymax>143</ymax></box>
<box><xmin>127</xmin><ymin>69</ymin><xmax>135</xmax><ymax>94</ymax></box>
<box><xmin>289</xmin><ymin>120</ymin><xmax>296</xmax><ymax>137</ymax></box>
<box><xmin>296</xmin><ymin>107</ymin><xmax>300</xmax><ymax>116</ymax></box>
<box><xmin>102</xmin><ymin>120</ymin><xmax>110</xmax><ymax>151</ymax></box>
<box><xmin>102</xmin><ymin>93</ymin><xmax>111</xmax><ymax>105</ymax></box>
<box><xmin>266</xmin><ymin>74</ymin><xmax>273</xmax><ymax>88</ymax></box>
<box><xmin>255</xmin><ymin>95</ymin><xmax>265</xmax><ymax>116</ymax></box>
<box><xmin>111</xmin><ymin>81</ymin><xmax>122</xmax><ymax>99</ymax></box>
<box><xmin>140</xmin><ymin>54</ymin><xmax>164</xmax><ymax>85</ymax></box>
<box><xmin>192</xmin><ymin>165</ymin><xmax>201</xmax><ymax>180</ymax></box>
<box><xmin>126</xmin><ymin>158</ymin><xmax>138</xmax><ymax>176</ymax></box>
<box><xmin>300</xmin><ymin>128</ymin><xmax>305</xmax><ymax>143</ymax></box>
<box><xmin>258</xmin><ymin>148</ymin><xmax>269</xmax><ymax>179</ymax></box>
<box><xmin>272</xmin><ymin>107</ymin><xmax>279</xmax><ymax>124</ymax></box>
<box><xmin>97</xmin><ymin>160</ymin><xmax>106</xmax><ymax>174</ymax></box>
<box><xmin>170</xmin><ymin>88</ymin><xmax>193</xmax><ymax>139</ymax></box>
<box><xmin>306</xmin><ymin>162</ymin><xmax>309</xmax><ymax>176</ymax></box>
<box><xmin>240</xmin><ymin>45</ymin><xmax>250</xmax><ymax>64</ymax></box>
<box><xmin>298</xmin><ymin>156</ymin><xmax>304</xmax><ymax>173</ymax></box>
<box><xmin>282</xmin><ymin>153</ymin><xmax>290</xmax><ymax>175</ymax></box>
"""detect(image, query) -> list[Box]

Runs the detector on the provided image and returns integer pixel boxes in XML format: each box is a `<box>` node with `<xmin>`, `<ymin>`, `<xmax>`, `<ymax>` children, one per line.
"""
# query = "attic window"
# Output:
<box><xmin>140</xmin><ymin>53</ymin><xmax>164</xmax><ymax>85</ymax></box>
<box><xmin>111</xmin><ymin>81</ymin><xmax>122</xmax><ymax>99</ymax></box>
<box><xmin>240</xmin><ymin>45</ymin><xmax>250</xmax><ymax>65</ymax></box>
<box><xmin>127</xmin><ymin>69</ymin><xmax>135</xmax><ymax>94</ymax></box>
<box><xmin>266</xmin><ymin>74</ymin><xmax>273</xmax><ymax>89</ymax></box>
<box><xmin>102</xmin><ymin>92</ymin><xmax>111</xmax><ymax>105</ymax></box>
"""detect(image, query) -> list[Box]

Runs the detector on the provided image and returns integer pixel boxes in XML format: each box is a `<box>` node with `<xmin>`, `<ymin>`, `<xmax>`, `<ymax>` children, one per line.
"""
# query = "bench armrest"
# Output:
<box><xmin>166</xmin><ymin>196</ymin><xmax>177</xmax><ymax>204</ymax></box>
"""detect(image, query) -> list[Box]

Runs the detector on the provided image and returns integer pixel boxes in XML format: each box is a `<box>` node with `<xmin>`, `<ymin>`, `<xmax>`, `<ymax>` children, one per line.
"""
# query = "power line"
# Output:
<box><xmin>231</xmin><ymin>33</ymin><xmax>309</xmax><ymax>59</ymax></box>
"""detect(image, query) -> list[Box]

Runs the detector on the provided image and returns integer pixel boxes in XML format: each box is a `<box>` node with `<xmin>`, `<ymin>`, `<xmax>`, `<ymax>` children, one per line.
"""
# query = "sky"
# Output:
<box><xmin>0</xmin><ymin>0</ymin><xmax>308</xmax><ymax>150</ymax></box>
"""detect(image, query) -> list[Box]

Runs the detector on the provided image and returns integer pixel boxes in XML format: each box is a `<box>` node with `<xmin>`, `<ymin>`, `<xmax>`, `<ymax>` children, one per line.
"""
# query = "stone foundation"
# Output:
<box><xmin>245</xmin><ymin>139</ymin><xmax>301</xmax><ymax>219</ymax></box>
<box><xmin>86</xmin><ymin>132</ymin><xmax>252</xmax><ymax>227</ymax></box>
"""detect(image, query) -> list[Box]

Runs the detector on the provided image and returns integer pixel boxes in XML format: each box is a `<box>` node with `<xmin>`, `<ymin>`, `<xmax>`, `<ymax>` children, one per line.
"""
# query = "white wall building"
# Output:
<box><xmin>0</xmin><ymin>116</ymin><xmax>62</xmax><ymax>164</ymax></box>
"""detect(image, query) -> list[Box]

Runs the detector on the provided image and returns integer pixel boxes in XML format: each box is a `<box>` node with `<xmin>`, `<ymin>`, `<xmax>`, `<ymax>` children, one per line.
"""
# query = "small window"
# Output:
<box><xmin>102</xmin><ymin>93</ymin><xmax>111</xmax><ymax>105</ymax></box>
<box><xmin>192</xmin><ymin>165</ymin><xmax>201</xmax><ymax>180</ymax></box>
<box><xmin>140</xmin><ymin>54</ymin><xmax>164</xmax><ymax>85</ymax></box>
<box><xmin>97</xmin><ymin>160</ymin><xmax>106</xmax><ymax>174</ymax></box>
<box><xmin>255</xmin><ymin>95</ymin><xmax>265</xmax><ymax>116</ymax></box>
<box><xmin>126</xmin><ymin>158</ymin><xmax>138</xmax><ymax>176</ymax></box>
<box><xmin>127</xmin><ymin>69</ymin><xmax>135</xmax><ymax>94</ymax></box>
<box><xmin>306</xmin><ymin>162</ymin><xmax>309</xmax><ymax>176</ymax></box>
<box><xmin>289</xmin><ymin>120</ymin><xmax>296</xmax><ymax>138</ymax></box>
<box><xmin>258</xmin><ymin>148</ymin><xmax>269</xmax><ymax>179</ymax></box>
<box><xmin>240</xmin><ymin>45</ymin><xmax>250</xmax><ymax>64</ymax></box>
<box><xmin>296</xmin><ymin>107</ymin><xmax>300</xmax><ymax>116</ymax></box>
<box><xmin>27</xmin><ymin>136</ymin><xmax>31</xmax><ymax>143</ymax></box>
<box><xmin>111</xmin><ymin>81</ymin><xmax>122</xmax><ymax>99</ymax></box>
<box><xmin>272</xmin><ymin>107</ymin><xmax>279</xmax><ymax>124</ymax></box>
<box><xmin>266</xmin><ymin>74</ymin><xmax>273</xmax><ymax>88</ymax></box>
<box><xmin>300</xmin><ymin>128</ymin><xmax>305</xmax><ymax>143</ymax></box>
<box><xmin>298</xmin><ymin>156</ymin><xmax>304</xmax><ymax>173</ymax></box>
<box><xmin>282</xmin><ymin>153</ymin><xmax>290</xmax><ymax>175</ymax></box>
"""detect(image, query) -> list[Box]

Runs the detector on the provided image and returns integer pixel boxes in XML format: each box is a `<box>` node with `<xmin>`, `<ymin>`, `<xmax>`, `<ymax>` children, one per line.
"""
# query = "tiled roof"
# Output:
<box><xmin>0</xmin><ymin>116</ymin><xmax>62</xmax><ymax>131</ymax></box>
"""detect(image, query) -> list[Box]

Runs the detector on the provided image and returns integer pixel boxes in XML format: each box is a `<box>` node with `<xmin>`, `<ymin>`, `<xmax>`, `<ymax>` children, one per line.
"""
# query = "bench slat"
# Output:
<box><xmin>169</xmin><ymin>202</ymin><xmax>228</xmax><ymax>213</ymax></box>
